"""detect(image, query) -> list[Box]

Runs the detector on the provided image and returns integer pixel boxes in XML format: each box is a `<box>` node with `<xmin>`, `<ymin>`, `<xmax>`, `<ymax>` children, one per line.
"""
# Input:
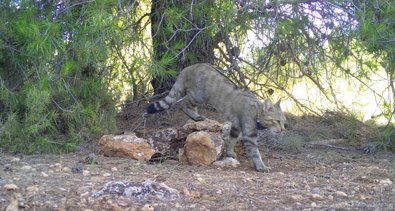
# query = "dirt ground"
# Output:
<box><xmin>1</xmin><ymin>103</ymin><xmax>394</xmax><ymax>210</ymax></box>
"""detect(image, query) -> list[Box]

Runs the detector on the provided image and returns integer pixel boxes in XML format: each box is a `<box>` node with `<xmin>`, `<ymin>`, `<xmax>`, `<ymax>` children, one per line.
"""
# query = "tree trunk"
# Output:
<box><xmin>150</xmin><ymin>0</ymin><xmax>218</xmax><ymax>95</ymax></box>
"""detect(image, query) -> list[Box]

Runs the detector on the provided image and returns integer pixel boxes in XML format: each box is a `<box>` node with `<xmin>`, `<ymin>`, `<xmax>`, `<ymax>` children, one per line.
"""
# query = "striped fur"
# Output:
<box><xmin>147</xmin><ymin>63</ymin><xmax>286</xmax><ymax>172</ymax></box>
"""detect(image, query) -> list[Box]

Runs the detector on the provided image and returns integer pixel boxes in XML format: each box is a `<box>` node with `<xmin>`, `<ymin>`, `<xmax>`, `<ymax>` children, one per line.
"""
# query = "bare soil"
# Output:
<box><xmin>1</xmin><ymin>103</ymin><xmax>394</xmax><ymax>210</ymax></box>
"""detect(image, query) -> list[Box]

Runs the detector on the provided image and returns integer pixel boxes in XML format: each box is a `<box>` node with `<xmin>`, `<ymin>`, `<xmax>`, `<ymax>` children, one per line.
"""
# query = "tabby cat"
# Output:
<box><xmin>147</xmin><ymin>63</ymin><xmax>286</xmax><ymax>172</ymax></box>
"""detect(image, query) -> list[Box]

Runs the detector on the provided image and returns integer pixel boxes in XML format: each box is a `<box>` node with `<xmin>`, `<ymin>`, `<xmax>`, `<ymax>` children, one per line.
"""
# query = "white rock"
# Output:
<box><xmin>26</xmin><ymin>185</ymin><xmax>39</xmax><ymax>195</ymax></box>
<box><xmin>212</xmin><ymin>157</ymin><xmax>240</xmax><ymax>168</ymax></box>
<box><xmin>11</xmin><ymin>157</ymin><xmax>20</xmax><ymax>162</ymax></box>
<box><xmin>335</xmin><ymin>191</ymin><xmax>348</xmax><ymax>197</ymax></box>
<box><xmin>62</xmin><ymin>167</ymin><xmax>71</xmax><ymax>173</ymax></box>
<box><xmin>379</xmin><ymin>179</ymin><xmax>393</xmax><ymax>185</ymax></box>
<box><xmin>311</xmin><ymin>202</ymin><xmax>317</xmax><ymax>208</ymax></box>
<box><xmin>21</xmin><ymin>165</ymin><xmax>32</xmax><ymax>171</ymax></box>
<box><xmin>291</xmin><ymin>195</ymin><xmax>303</xmax><ymax>202</ymax></box>
<box><xmin>4</xmin><ymin>184</ymin><xmax>19</xmax><ymax>191</ymax></box>
<box><xmin>83</xmin><ymin>170</ymin><xmax>90</xmax><ymax>176</ymax></box>
<box><xmin>310</xmin><ymin>193</ymin><xmax>323</xmax><ymax>201</ymax></box>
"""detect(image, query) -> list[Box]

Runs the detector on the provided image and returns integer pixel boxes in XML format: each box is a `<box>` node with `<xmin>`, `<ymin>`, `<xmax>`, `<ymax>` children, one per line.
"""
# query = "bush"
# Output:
<box><xmin>0</xmin><ymin>1</ymin><xmax>118</xmax><ymax>154</ymax></box>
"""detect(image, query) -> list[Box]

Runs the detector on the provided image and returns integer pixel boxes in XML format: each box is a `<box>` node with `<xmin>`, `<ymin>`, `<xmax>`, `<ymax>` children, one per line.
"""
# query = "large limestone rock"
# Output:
<box><xmin>99</xmin><ymin>134</ymin><xmax>155</xmax><ymax>161</ymax></box>
<box><xmin>179</xmin><ymin>131</ymin><xmax>224</xmax><ymax>165</ymax></box>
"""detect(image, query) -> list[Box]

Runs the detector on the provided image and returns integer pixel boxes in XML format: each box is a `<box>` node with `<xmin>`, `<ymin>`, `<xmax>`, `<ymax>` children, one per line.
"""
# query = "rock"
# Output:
<box><xmin>4</xmin><ymin>184</ymin><xmax>19</xmax><ymax>191</ymax></box>
<box><xmin>311</xmin><ymin>202</ymin><xmax>317</xmax><ymax>208</ymax></box>
<box><xmin>103</xmin><ymin>173</ymin><xmax>112</xmax><ymax>177</ymax></box>
<box><xmin>179</xmin><ymin>131</ymin><xmax>224</xmax><ymax>166</ymax></box>
<box><xmin>312</xmin><ymin>187</ymin><xmax>320</xmax><ymax>194</ymax></box>
<box><xmin>140</xmin><ymin>204</ymin><xmax>154</xmax><ymax>211</ymax></box>
<box><xmin>182</xmin><ymin>187</ymin><xmax>201</xmax><ymax>198</ymax></box>
<box><xmin>5</xmin><ymin>193</ymin><xmax>21</xmax><ymax>211</ymax></box>
<box><xmin>10</xmin><ymin>157</ymin><xmax>20</xmax><ymax>162</ymax></box>
<box><xmin>309</xmin><ymin>193</ymin><xmax>323</xmax><ymax>201</ymax></box>
<box><xmin>183</xmin><ymin>119</ymin><xmax>223</xmax><ymax>132</ymax></box>
<box><xmin>145</xmin><ymin>128</ymin><xmax>188</xmax><ymax>156</ymax></box>
<box><xmin>379</xmin><ymin>179</ymin><xmax>392</xmax><ymax>186</ymax></box>
<box><xmin>62</xmin><ymin>167</ymin><xmax>71</xmax><ymax>173</ymax></box>
<box><xmin>99</xmin><ymin>134</ymin><xmax>155</xmax><ymax>161</ymax></box>
<box><xmin>21</xmin><ymin>165</ymin><xmax>32</xmax><ymax>171</ymax></box>
<box><xmin>212</xmin><ymin>157</ymin><xmax>240</xmax><ymax>168</ymax></box>
<box><xmin>94</xmin><ymin>180</ymin><xmax>179</xmax><ymax>201</ymax></box>
<box><xmin>26</xmin><ymin>185</ymin><xmax>39</xmax><ymax>196</ymax></box>
<box><xmin>83</xmin><ymin>170</ymin><xmax>90</xmax><ymax>176</ymax></box>
<box><xmin>291</xmin><ymin>195</ymin><xmax>303</xmax><ymax>202</ymax></box>
<box><xmin>335</xmin><ymin>191</ymin><xmax>348</xmax><ymax>197</ymax></box>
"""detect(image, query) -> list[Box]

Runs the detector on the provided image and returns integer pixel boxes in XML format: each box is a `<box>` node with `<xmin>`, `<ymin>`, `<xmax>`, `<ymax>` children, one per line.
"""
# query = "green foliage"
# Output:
<box><xmin>283</xmin><ymin>133</ymin><xmax>305</xmax><ymax>152</ymax></box>
<box><xmin>0</xmin><ymin>0</ymin><xmax>119</xmax><ymax>154</ymax></box>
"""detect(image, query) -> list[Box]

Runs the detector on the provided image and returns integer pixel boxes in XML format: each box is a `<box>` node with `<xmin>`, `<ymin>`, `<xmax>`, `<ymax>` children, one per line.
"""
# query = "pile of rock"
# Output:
<box><xmin>99</xmin><ymin>119</ymin><xmax>232</xmax><ymax>167</ymax></box>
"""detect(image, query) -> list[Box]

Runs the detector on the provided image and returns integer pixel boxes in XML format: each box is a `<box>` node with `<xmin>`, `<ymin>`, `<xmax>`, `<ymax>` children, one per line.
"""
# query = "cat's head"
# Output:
<box><xmin>257</xmin><ymin>99</ymin><xmax>286</xmax><ymax>133</ymax></box>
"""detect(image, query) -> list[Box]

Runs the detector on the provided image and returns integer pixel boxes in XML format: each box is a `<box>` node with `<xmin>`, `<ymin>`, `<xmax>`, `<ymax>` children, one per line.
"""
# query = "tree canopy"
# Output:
<box><xmin>0</xmin><ymin>0</ymin><xmax>394</xmax><ymax>153</ymax></box>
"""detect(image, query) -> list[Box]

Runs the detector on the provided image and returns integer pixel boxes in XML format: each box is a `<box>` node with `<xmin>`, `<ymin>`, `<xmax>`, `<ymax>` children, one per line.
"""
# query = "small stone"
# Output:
<box><xmin>312</xmin><ymin>187</ymin><xmax>320</xmax><ymax>194</ymax></box>
<box><xmin>110</xmin><ymin>203</ymin><xmax>123</xmax><ymax>211</ymax></box>
<box><xmin>103</xmin><ymin>173</ymin><xmax>111</xmax><ymax>177</ymax></box>
<box><xmin>212</xmin><ymin>157</ymin><xmax>241</xmax><ymax>168</ymax></box>
<box><xmin>21</xmin><ymin>165</ymin><xmax>32</xmax><ymax>171</ymax></box>
<box><xmin>83</xmin><ymin>170</ymin><xmax>90</xmax><ymax>176</ymax></box>
<box><xmin>291</xmin><ymin>195</ymin><xmax>303</xmax><ymax>202</ymax></box>
<box><xmin>189</xmin><ymin>191</ymin><xmax>201</xmax><ymax>198</ymax></box>
<box><xmin>111</xmin><ymin>167</ymin><xmax>118</xmax><ymax>172</ymax></box>
<box><xmin>379</xmin><ymin>179</ymin><xmax>393</xmax><ymax>185</ymax></box>
<box><xmin>11</xmin><ymin>157</ymin><xmax>20</xmax><ymax>162</ymax></box>
<box><xmin>26</xmin><ymin>185</ymin><xmax>39</xmax><ymax>195</ymax></box>
<box><xmin>311</xmin><ymin>202</ymin><xmax>317</xmax><ymax>208</ymax></box>
<box><xmin>62</xmin><ymin>167</ymin><xmax>71</xmax><ymax>173</ymax></box>
<box><xmin>182</xmin><ymin>187</ymin><xmax>189</xmax><ymax>196</ymax></box>
<box><xmin>310</xmin><ymin>193</ymin><xmax>323</xmax><ymax>201</ymax></box>
<box><xmin>358</xmin><ymin>194</ymin><xmax>368</xmax><ymax>200</ymax></box>
<box><xmin>140</xmin><ymin>204</ymin><xmax>154</xmax><ymax>211</ymax></box>
<box><xmin>4</xmin><ymin>184</ymin><xmax>19</xmax><ymax>191</ymax></box>
<box><xmin>335</xmin><ymin>191</ymin><xmax>348</xmax><ymax>197</ymax></box>
<box><xmin>41</xmin><ymin>172</ymin><xmax>48</xmax><ymax>177</ymax></box>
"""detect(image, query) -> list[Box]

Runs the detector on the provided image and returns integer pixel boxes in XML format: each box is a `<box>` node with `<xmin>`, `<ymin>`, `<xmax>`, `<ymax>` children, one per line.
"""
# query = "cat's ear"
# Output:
<box><xmin>275</xmin><ymin>99</ymin><xmax>281</xmax><ymax>107</ymax></box>
<box><xmin>263</xmin><ymin>99</ymin><xmax>273</xmax><ymax>112</ymax></box>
